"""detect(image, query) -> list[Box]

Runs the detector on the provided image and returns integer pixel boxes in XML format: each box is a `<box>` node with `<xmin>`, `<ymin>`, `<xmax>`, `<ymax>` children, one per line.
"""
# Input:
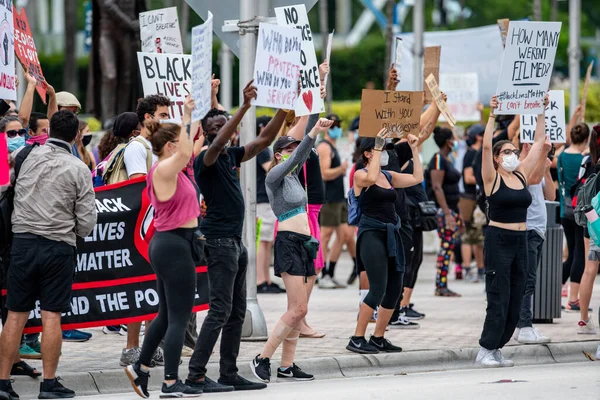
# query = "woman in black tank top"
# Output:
<box><xmin>475</xmin><ymin>94</ymin><xmax>548</xmax><ymax>368</ymax></box>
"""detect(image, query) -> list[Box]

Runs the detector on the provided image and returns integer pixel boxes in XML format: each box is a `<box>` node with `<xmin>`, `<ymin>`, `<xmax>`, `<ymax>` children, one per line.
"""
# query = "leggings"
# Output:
<box><xmin>140</xmin><ymin>229</ymin><xmax>197</xmax><ymax>381</ymax></box>
<box><xmin>435</xmin><ymin>209</ymin><xmax>461</xmax><ymax>289</ymax></box>
<box><xmin>561</xmin><ymin>217</ymin><xmax>585</xmax><ymax>284</ymax></box>
<box><xmin>360</xmin><ymin>230</ymin><xmax>404</xmax><ymax>310</ymax></box>
<box><xmin>405</xmin><ymin>228</ymin><xmax>424</xmax><ymax>289</ymax></box>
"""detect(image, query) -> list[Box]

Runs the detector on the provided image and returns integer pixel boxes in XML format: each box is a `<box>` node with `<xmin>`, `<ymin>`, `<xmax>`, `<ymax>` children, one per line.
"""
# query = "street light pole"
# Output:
<box><xmin>412</xmin><ymin>0</ymin><xmax>424</xmax><ymax>92</ymax></box>
<box><xmin>568</xmin><ymin>0</ymin><xmax>581</xmax><ymax>117</ymax></box>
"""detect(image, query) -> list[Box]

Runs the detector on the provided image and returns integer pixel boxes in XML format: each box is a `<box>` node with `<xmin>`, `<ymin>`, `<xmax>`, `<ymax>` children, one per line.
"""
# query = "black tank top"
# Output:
<box><xmin>362</xmin><ymin>179</ymin><xmax>398</xmax><ymax>224</ymax></box>
<box><xmin>487</xmin><ymin>171</ymin><xmax>532</xmax><ymax>223</ymax></box>
<box><xmin>298</xmin><ymin>148</ymin><xmax>325</xmax><ymax>205</ymax></box>
<box><xmin>321</xmin><ymin>141</ymin><xmax>345</xmax><ymax>203</ymax></box>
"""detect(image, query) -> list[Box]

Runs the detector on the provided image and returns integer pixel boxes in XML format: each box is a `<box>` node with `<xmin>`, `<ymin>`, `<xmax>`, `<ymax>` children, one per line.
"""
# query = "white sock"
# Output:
<box><xmin>359</xmin><ymin>289</ymin><xmax>368</xmax><ymax>306</ymax></box>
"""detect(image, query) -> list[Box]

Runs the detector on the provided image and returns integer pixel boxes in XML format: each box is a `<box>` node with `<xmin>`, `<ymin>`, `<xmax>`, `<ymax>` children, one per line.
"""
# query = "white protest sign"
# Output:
<box><xmin>519</xmin><ymin>90</ymin><xmax>566</xmax><ymax>143</ymax></box>
<box><xmin>275</xmin><ymin>4</ymin><xmax>324</xmax><ymax>116</ymax></box>
<box><xmin>495</xmin><ymin>21</ymin><xmax>561</xmax><ymax>115</ymax></box>
<box><xmin>394</xmin><ymin>37</ymin><xmax>403</xmax><ymax>74</ymax></box>
<box><xmin>252</xmin><ymin>23</ymin><xmax>302</xmax><ymax>109</ymax></box>
<box><xmin>0</xmin><ymin>3</ymin><xmax>16</xmax><ymax>101</ymax></box>
<box><xmin>191</xmin><ymin>12</ymin><xmax>213</xmax><ymax>122</ymax></box>
<box><xmin>323</xmin><ymin>30</ymin><xmax>333</xmax><ymax>87</ymax></box>
<box><xmin>139</xmin><ymin>7</ymin><xmax>183</xmax><ymax>54</ymax></box>
<box><xmin>137</xmin><ymin>52</ymin><xmax>191</xmax><ymax>122</ymax></box>
<box><xmin>439</xmin><ymin>72</ymin><xmax>480</xmax><ymax>122</ymax></box>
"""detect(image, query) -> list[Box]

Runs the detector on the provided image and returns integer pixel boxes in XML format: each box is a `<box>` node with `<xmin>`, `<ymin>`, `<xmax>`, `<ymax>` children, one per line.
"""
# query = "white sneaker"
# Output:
<box><xmin>493</xmin><ymin>349</ymin><xmax>514</xmax><ymax>367</ymax></box>
<box><xmin>318</xmin><ymin>276</ymin><xmax>336</xmax><ymax>289</ymax></box>
<box><xmin>513</xmin><ymin>328</ymin><xmax>520</xmax><ymax>341</ymax></box>
<box><xmin>577</xmin><ymin>319</ymin><xmax>598</xmax><ymax>335</ymax></box>
<box><xmin>517</xmin><ymin>327</ymin><xmax>551</xmax><ymax>344</ymax></box>
<box><xmin>476</xmin><ymin>348</ymin><xmax>501</xmax><ymax>368</ymax></box>
<box><xmin>596</xmin><ymin>344</ymin><xmax>600</xmax><ymax>360</ymax></box>
<box><xmin>331</xmin><ymin>277</ymin><xmax>347</xmax><ymax>289</ymax></box>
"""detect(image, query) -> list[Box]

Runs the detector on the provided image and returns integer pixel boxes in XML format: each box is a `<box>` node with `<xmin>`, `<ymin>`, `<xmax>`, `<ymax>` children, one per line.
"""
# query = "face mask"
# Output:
<box><xmin>501</xmin><ymin>153</ymin><xmax>520</xmax><ymax>172</ymax></box>
<box><xmin>281</xmin><ymin>154</ymin><xmax>291</xmax><ymax>162</ymax></box>
<box><xmin>329</xmin><ymin>126</ymin><xmax>342</xmax><ymax>139</ymax></box>
<box><xmin>82</xmin><ymin>135</ymin><xmax>92</xmax><ymax>147</ymax></box>
<box><xmin>7</xmin><ymin>136</ymin><xmax>25</xmax><ymax>153</ymax></box>
<box><xmin>26</xmin><ymin>133</ymin><xmax>49</xmax><ymax>146</ymax></box>
<box><xmin>451</xmin><ymin>141</ymin><xmax>459</xmax><ymax>152</ymax></box>
<box><xmin>354</xmin><ymin>131</ymin><xmax>358</xmax><ymax>141</ymax></box>
<box><xmin>380</xmin><ymin>150</ymin><xmax>389</xmax><ymax>167</ymax></box>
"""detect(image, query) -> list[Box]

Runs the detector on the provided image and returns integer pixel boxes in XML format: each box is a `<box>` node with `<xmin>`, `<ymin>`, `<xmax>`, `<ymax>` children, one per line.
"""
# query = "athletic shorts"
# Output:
<box><xmin>257</xmin><ymin>202</ymin><xmax>277</xmax><ymax>243</ymax></box>
<box><xmin>319</xmin><ymin>201</ymin><xmax>348</xmax><ymax>227</ymax></box>
<box><xmin>273</xmin><ymin>231</ymin><xmax>316</xmax><ymax>278</ymax></box>
<box><xmin>6</xmin><ymin>234</ymin><xmax>76</xmax><ymax>313</ymax></box>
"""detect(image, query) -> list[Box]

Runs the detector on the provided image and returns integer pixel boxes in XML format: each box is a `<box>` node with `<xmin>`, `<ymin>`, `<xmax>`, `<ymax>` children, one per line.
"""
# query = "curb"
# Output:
<box><xmin>11</xmin><ymin>340</ymin><xmax>599</xmax><ymax>399</ymax></box>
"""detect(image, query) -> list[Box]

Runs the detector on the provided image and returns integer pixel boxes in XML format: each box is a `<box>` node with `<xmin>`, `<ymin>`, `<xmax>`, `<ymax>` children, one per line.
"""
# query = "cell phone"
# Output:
<box><xmin>548</xmin><ymin>144</ymin><xmax>555</xmax><ymax>160</ymax></box>
<box><xmin>0</xmin><ymin>100</ymin><xmax>10</xmax><ymax>116</ymax></box>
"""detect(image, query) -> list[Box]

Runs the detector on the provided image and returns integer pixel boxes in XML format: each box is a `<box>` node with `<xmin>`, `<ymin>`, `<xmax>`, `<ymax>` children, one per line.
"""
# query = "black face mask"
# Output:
<box><xmin>82</xmin><ymin>135</ymin><xmax>92</xmax><ymax>147</ymax></box>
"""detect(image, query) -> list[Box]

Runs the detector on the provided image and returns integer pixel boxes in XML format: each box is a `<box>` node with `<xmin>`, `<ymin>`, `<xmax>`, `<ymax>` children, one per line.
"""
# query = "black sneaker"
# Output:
<box><xmin>38</xmin><ymin>378</ymin><xmax>75</xmax><ymax>399</ymax></box>
<box><xmin>409</xmin><ymin>303</ymin><xmax>426</xmax><ymax>318</ymax></box>
<box><xmin>368</xmin><ymin>336</ymin><xmax>403</xmax><ymax>353</ymax></box>
<box><xmin>388</xmin><ymin>315</ymin><xmax>420</xmax><ymax>329</ymax></box>
<box><xmin>218</xmin><ymin>374</ymin><xmax>267</xmax><ymax>391</ymax></box>
<box><xmin>347</xmin><ymin>270</ymin><xmax>358</xmax><ymax>285</ymax></box>
<box><xmin>257</xmin><ymin>282</ymin><xmax>286</xmax><ymax>294</ymax></box>
<box><xmin>346</xmin><ymin>336</ymin><xmax>379</xmax><ymax>354</ymax></box>
<box><xmin>185</xmin><ymin>377</ymin><xmax>234</xmax><ymax>393</ymax></box>
<box><xmin>277</xmin><ymin>364</ymin><xmax>314</xmax><ymax>381</ymax></box>
<box><xmin>401</xmin><ymin>306</ymin><xmax>424</xmax><ymax>320</ymax></box>
<box><xmin>0</xmin><ymin>379</ymin><xmax>18</xmax><ymax>400</ymax></box>
<box><xmin>125</xmin><ymin>363</ymin><xmax>150</xmax><ymax>398</ymax></box>
<box><xmin>249</xmin><ymin>355</ymin><xmax>271</xmax><ymax>383</ymax></box>
<box><xmin>160</xmin><ymin>380</ymin><xmax>202</xmax><ymax>398</ymax></box>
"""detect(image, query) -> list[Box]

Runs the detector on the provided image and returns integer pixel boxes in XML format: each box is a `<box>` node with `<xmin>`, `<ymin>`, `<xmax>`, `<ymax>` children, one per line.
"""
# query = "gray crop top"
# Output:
<box><xmin>265</xmin><ymin>134</ymin><xmax>316</xmax><ymax>219</ymax></box>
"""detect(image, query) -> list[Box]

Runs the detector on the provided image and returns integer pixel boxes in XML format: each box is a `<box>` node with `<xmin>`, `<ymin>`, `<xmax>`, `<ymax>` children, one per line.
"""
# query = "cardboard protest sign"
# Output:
<box><xmin>275</xmin><ymin>4</ymin><xmax>324</xmax><ymax>116</ymax></box>
<box><xmin>495</xmin><ymin>21</ymin><xmax>561</xmax><ymax>115</ymax></box>
<box><xmin>425</xmin><ymin>74</ymin><xmax>456</xmax><ymax>127</ymax></box>
<box><xmin>439</xmin><ymin>72</ymin><xmax>480</xmax><ymax>122</ymax></box>
<box><xmin>137</xmin><ymin>52</ymin><xmax>191</xmax><ymax>122</ymax></box>
<box><xmin>139</xmin><ymin>7</ymin><xmax>183</xmax><ymax>54</ymax></box>
<box><xmin>497</xmin><ymin>18</ymin><xmax>510</xmax><ymax>48</ymax></box>
<box><xmin>358</xmin><ymin>89</ymin><xmax>423</xmax><ymax>138</ymax></box>
<box><xmin>13</xmin><ymin>6</ymin><xmax>45</xmax><ymax>102</ymax></box>
<box><xmin>191</xmin><ymin>12</ymin><xmax>213</xmax><ymax>122</ymax></box>
<box><xmin>0</xmin><ymin>2</ymin><xmax>16</xmax><ymax>101</ymax></box>
<box><xmin>520</xmin><ymin>90</ymin><xmax>566</xmax><ymax>143</ymax></box>
<box><xmin>323</xmin><ymin>30</ymin><xmax>333</xmax><ymax>87</ymax></box>
<box><xmin>580</xmin><ymin>60</ymin><xmax>594</xmax><ymax>123</ymax></box>
<box><xmin>423</xmin><ymin>46</ymin><xmax>441</xmax><ymax>103</ymax></box>
<box><xmin>252</xmin><ymin>23</ymin><xmax>302</xmax><ymax>110</ymax></box>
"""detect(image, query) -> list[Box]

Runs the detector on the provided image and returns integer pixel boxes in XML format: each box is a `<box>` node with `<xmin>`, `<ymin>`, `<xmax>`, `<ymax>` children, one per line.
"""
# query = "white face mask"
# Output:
<box><xmin>380</xmin><ymin>150</ymin><xmax>389</xmax><ymax>167</ymax></box>
<box><xmin>501</xmin><ymin>153</ymin><xmax>520</xmax><ymax>172</ymax></box>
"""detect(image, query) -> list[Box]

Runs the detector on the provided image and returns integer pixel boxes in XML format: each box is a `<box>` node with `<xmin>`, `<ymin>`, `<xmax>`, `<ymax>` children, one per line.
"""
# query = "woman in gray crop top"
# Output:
<box><xmin>249</xmin><ymin>118</ymin><xmax>333</xmax><ymax>384</ymax></box>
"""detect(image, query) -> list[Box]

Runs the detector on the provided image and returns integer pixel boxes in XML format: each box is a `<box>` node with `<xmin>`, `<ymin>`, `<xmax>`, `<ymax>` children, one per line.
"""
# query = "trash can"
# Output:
<box><xmin>533</xmin><ymin>201</ymin><xmax>563</xmax><ymax>323</ymax></box>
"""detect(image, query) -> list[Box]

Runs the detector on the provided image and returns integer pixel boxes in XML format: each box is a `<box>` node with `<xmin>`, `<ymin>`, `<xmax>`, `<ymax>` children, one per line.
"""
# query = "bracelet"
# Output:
<box><xmin>374</xmin><ymin>148</ymin><xmax>383</xmax><ymax>152</ymax></box>
<box><xmin>489</xmin><ymin>114</ymin><xmax>496</xmax><ymax>119</ymax></box>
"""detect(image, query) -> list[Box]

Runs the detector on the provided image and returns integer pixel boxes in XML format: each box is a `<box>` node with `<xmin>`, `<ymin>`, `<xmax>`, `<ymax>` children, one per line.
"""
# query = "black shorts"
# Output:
<box><xmin>273</xmin><ymin>231</ymin><xmax>316</xmax><ymax>278</ymax></box>
<box><xmin>6</xmin><ymin>234</ymin><xmax>76</xmax><ymax>313</ymax></box>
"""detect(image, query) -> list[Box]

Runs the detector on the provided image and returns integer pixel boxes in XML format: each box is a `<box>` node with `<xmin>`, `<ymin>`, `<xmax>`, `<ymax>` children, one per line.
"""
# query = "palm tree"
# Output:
<box><xmin>64</xmin><ymin>0</ymin><xmax>78</xmax><ymax>95</ymax></box>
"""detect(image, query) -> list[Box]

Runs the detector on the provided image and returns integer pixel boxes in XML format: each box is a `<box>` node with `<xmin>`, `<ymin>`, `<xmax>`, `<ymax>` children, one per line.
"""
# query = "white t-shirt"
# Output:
<box><xmin>123</xmin><ymin>136</ymin><xmax>158</xmax><ymax>178</ymax></box>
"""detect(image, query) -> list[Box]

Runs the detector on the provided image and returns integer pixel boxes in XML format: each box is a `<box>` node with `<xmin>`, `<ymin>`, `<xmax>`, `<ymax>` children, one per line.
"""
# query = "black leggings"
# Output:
<box><xmin>360</xmin><ymin>230</ymin><xmax>404</xmax><ymax>310</ymax></box>
<box><xmin>140</xmin><ymin>229</ymin><xmax>197</xmax><ymax>381</ymax></box>
<box><xmin>561</xmin><ymin>217</ymin><xmax>585</xmax><ymax>284</ymax></box>
<box><xmin>405</xmin><ymin>228</ymin><xmax>424</xmax><ymax>289</ymax></box>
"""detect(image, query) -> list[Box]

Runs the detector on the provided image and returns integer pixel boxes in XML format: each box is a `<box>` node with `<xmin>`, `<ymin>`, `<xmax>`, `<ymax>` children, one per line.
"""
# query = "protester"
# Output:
<box><xmin>18</xmin><ymin>72</ymin><xmax>57</xmax><ymax>134</ymax></box>
<box><xmin>475</xmin><ymin>95</ymin><xmax>546</xmax><ymax>368</ymax></box>
<box><xmin>55</xmin><ymin>91</ymin><xmax>81</xmax><ymax>114</ymax></box>
<box><xmin>0</xmin><ymin>110</ymin><xmax>97</xmax><ymax>399</ymax></box>
<box><xmin>76</xmin><ymin>120</ymin><xmax>96</xmax><ymax>171</ymax></box>
<box><xmin>125</xmin><ymin>97</ymin><xmax>202</xmax><ymax>399</ymax></box>
<box><xmin>186</xmin><ymin>81</ymin><xmax>284</xmax><ymax>392</ymax></box>
<box><xmin>1</xmin><ymin>117</ymin><xmax>27</xmax><ymax>153</ymax></box>
<box><xmin>250</xmin><ymin>118</ymin><xmax>333</xmax><ymax>383</ymax></box>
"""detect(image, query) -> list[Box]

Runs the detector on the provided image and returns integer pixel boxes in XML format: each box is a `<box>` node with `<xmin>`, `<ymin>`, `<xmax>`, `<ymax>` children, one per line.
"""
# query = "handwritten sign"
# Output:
<box><xmin>323</xmin><ymin>30</ymin><xmax>333</xmax><ymax>87</ymax></box>
<box><xmin>423</xmin><ymin>46</ymin><xmax>441</xmax><ymax>103</ymax></box>
<box><xmin>580</xmin><ymin>60</ymin><xmax>594</xmax><ymax>123</ymax></box>
<box><xmin>275</xmin><ymin>4</ymin><xmax>324</xmax><ymax>116</ymax></box>
<box><xmin>252</xmin><ymin>23</ymin><xmax>302</xmax><ymax>110</ymax></box>
<box><xmin>394</xmin><ymin>37</ymin><xmax>403</xmax><ymax>80</ymax></box>
<box><xmin>439</xmin><ymin>72</ymin><xmax>480</xmax><ymax>122</ymax></box>
<box><xmin>13</xmin><ymin>6</ymin><xmax>45</xmax><ymax>102</ymax></box>
<box><xmin>137</xmin><ymin>52</ymin><xmax>191</xmax><ymax>122</ymax></box>
<box><xmin>358</xmin><ymin>89</ymin><xmax>423</xmax><ymax>138</ymax></box>
<box><xmin>520</xmin><ymin>90</ymin><xmax>566</xmax><ymax>143</ymax></box>
<box><xmin>495</xmin><ymin>21</ymin><xmax>561</xmax><ymax>115</ymax></box>
<box><xmin>497</xmin><ymin>18</ymin><xmax>510</xmax><ymax>48</ymax></box>
<box><xmin>139</xmin><ymin>7</ymin><xmax>183</xmax><ymax>54</ymax></box>
<box><xmin>0</xmin><ymin>2</ymin><xmax>16</xmax><ymax>101</ymax></box>
<box><xmin>191</xmin><ymin>12</ymin><xmax>213</xmax><ymax>122</ymax></box>
<box><xmin>425</xmin><ymin>74</ymin><xmax>456</xmax><ymax>127</ymax></box>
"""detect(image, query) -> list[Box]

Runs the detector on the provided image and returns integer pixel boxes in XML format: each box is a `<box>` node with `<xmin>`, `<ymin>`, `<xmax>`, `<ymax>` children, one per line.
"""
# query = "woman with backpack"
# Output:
<box><xmin>345</xmin><ymin>130</ymin><xmax>423</xmax><ymax>355</ymax></box>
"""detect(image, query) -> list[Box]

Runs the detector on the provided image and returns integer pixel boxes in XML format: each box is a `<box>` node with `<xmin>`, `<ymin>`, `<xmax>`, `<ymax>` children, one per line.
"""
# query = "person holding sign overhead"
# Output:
<box><xmin>476</xmin><ymin>94</ymin><xmax>547</xmax><ymax>368</ymax></box>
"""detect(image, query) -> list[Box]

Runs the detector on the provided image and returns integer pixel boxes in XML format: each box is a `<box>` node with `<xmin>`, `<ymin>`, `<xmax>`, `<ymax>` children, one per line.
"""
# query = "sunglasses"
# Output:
<box><xmin>500</xmin><ymin>149</ymin><xmax>520</xmax><ymax>156</ymax></box>
<box><xmin>6</xmin><ymin>129</ymin><xmax>27</xmax><ymax>138</ymax></box>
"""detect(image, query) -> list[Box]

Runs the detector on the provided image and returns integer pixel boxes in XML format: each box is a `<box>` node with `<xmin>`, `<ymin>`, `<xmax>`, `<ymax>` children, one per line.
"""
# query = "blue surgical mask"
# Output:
<box><xmin>354</xmin><ymin>131</ymin><xmax>358</xmax><ymax>141</ymax></box>
<box><xmin>329</xmin><ymin>126</ymin><xmax>342</xmax><ymax>139</ymax></box>
<box><xmin>451</xmin><ymin>141</ymin><xmax>459</xmax><ymax>152</ymax></box>
<box><xmin>7</xmin><ymin>136</ymin><xmax>25</xmax><ymax>153</ymax></box>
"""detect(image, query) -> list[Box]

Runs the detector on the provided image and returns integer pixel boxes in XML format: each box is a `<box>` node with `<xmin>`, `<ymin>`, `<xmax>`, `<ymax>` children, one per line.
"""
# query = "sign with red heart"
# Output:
<box><xmin>13</xmin><ymin>5</ymin><xmax>46</xmax><ymax>103</ymax></box>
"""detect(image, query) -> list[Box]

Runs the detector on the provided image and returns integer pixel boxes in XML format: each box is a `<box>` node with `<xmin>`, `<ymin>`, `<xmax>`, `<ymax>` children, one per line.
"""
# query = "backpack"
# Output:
<box><xmin>574</xmin><ymin>171</ymin><xmax>600</xmax><ymax>227</ymax></box>
<box><xmin>347</xmin><ymin>169</ymin><xmax>392</xmax><ymax>226</ymax></box>
<box><xmin>102</xmin><ymin>137</ymin><xmax>153</xmax><ymax>185</ymax></box>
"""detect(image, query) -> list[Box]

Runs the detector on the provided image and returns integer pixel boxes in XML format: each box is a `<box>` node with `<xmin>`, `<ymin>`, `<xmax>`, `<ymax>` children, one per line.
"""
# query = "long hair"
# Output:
<box><xmin>591</xmin><ymin>125</ymin><xmax>600</xmax><ymax>165</ymax></box>
<box><xmin>492</xmin><ymin>140</ymin><xmax>513</xmax><ymax>170</ymax></box>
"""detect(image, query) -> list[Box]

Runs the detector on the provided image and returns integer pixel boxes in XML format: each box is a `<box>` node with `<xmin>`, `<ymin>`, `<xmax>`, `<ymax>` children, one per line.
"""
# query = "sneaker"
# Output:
<box><xmin>346</xmin><ymin>336</ymin><xmax>379</xmax><ymax>354</ymax></box>
<box><xmin>277</xmin><ymin>364</ymin><xmax>314</xmax><ymax>381</ymax></box>
<box><xmin>347</xmin><ymin>270</ymin><xmax>358</xmax><ymax>285</ymax></box>
<box><xmin>120</xmin><ymin>347</ymin><xmax>142</xmax><ymax>367</ymax></box>
<box><xmin>102</xmin><ymin>326</ymin><xmax>122</xmax><ymax>335</ymax></box>
<box><xmin>181</xmin><ymin>346</ymin><xmax>194</xmax><ymax>357</ymax></box>
<box><xmin>577</xmin><ymin>319</ymin><xmax>598</xmax><ymax>335</ymax></box>
<box><xmin>401</xmin><ymin>306</ymin><xmax>424</xmax><ymax>321</ymax></box>
<box><xmin>62</xmin><ymin>330</ymin><xmax>91</xmax><ymax>342</ymax></box>
<box><xmin>125</xmin><ymin>363</ymin><xmax>150</xmax><ymax>398</ymax></box>
<box><xmin>434</xmin><ymin>287</ymin><xmax>462</xmax><ymax>297</ymax></box>
<box><xmin>185</xmin><ymin>377</ymin><xmax>234</xmax><ymax>393</ymax></box>
<box><xmin>28</xmin><ymin>340</ymin><xmax>41</xmax><ymax>354</ymax></box>
<box><xmin>517</xmin><ymin>327</ymin><xmax>551</xmax><ymax>344</ymax></box>
<box><xmin>152</xmin><ymin>346</ymin><xmax>165</xmax><ymax>366</ymax></box>
<box><xmin>409</xmin><ymin>303</ymin><xmax>425</xmax><ymax>318</ymax></box>
<box><xmin>269</xmin><ymin>282</ymin><xmax>286</xmax><ymax>293</ymax></box>
<box><xmin>38</xmin><ymin>377</ymin><xmax>76</xmax><ymax>399</ymax></box>
<box><xmin>493</xmin><ymin>349</ymin><xmax>514</xmax><ymax>367</ymax></box>
<box><xmin>0</xmin><ymin>379</ymin><xmax>18</xmax><ymax>400</ymax></box>
<box><xmin>19</xmin><ymin>343</ymin><xmax>41</xmax><ymax>360</ymax></box>
<box><xmin>388</xmin><ymin>315</ymin><xmax>420</xmax><ymax>329</ymax></box>
<box><xmin>160</xmin><ymin>380</ymin><xmax>202</xmax><ymax>398</ymax></box>
<box><xmin>475</xmin><ymin>347</ymin><xmax>501</xmax><ymax>368</ymax></box>
<box><xmin>257</xmin><ymin>282</ymin><xmax>284</xmax><ymax>294</ymax></box>
<box><xmin>331</xmin><ymin>277</ymin><xmax>347</xmax><ymax>289</ymax></box>
<box><xmin>218</xmin><ymin>374</ymin><xmax>267</xmax><ymax>391</ymax></box>
<box><xmin>455</xmin><ymin>264</ymin><xmax>463</xmax><ymax>280</ymax></box>
<box><xmin>368</xmin><ymin>336</ymin><xmax>403</xmax><ymax>353</ymax></box>
<box><xmin>565</xmin><ymin>300</ymin><xmax>581</xmax><ymax>312</ymax></box>
<box><xmin>318</xmin><ymin>276</ymin><xmax>336</xmax><ymax>289</ymax></box>
<box><xmin>249</xmin><ymin>355</ymin><xmax>271</xmax><ymax>383</ymax></box>
<box><xmin>513</xmin><ymin>328</ymin><xmax>520</xmax><ymax>341</ymax></box>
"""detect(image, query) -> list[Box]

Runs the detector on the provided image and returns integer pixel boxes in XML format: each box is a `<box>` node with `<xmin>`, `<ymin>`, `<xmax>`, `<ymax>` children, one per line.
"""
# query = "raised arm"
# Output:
<box><xmin>390</xmin><ymin>134</ymin><xmax>423</xmax><ymax>188</ymax></box>
<box><xmin>416</xmin><ymin>120</ymin><xmax>435</xmax><ymax>147</ymax></box>
<box><xmin>482</xmin><ymin>96</ymin><xmax>499</xmax><ymax>191</ymax></box>
<box><xmin>46</xmin><ymin>82</ymin><xmax>58</xmax><ymax>120</ymax></box>
<box><xmin>542</xmin><ymin>159</ymin><xmax>556</xmax><ymax>201</ymax></box>
<box><xmin>386</xmin><ymin>64</ymin><xmax>399</xmax><ymax>90</ymax></box>
<box><xmin>354</xmin><ymin>129</ymin><xmax>386</xmax><ymax>191</ymax></box>
<box><xmin>18</xmin><ymin>71</ymin><xmax>37</xmax><ymax>127</ymax></box>
<box><xmin>288</xmin><ymin>115</ymin><xmax>310</xmax><ymax>141</ymax></box>
<box><xmin>565</xmin><ymin>104</ymin><xmax>583</xmax><ymax>146</ymax></box>
<box><xmin>519</xmin><ymin>94</ymin><xmax>549</xmax><ymax>181</ymax></box>
<box><xmin>211</xmin><ymin>74</ymin><xmax>225</xmax><ymax>111</ymax></box>
<box><xmin>242</xmin><ymin>109</ymin><xmax>287</xmax><ymax>163</ymax></box>
<box><xmin>507</xmin><ymin>114</ymin><xmax>520</xmax><ymax>141</ymax></box>
<box><xmin>528</xmin><ymin>138</ymin><xmax>552</xmax><ymax>185</ymax></box>
<box><xmin>419</xmin><ymin>93</ymin><xmax>444</xmax><ymax>132</ymax></box>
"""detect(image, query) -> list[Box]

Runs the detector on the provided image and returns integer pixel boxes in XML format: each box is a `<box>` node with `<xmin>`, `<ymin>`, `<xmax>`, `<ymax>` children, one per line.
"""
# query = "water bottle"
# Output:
<box><xmin>584</xmin><ymin>205</ymin><xmax>600</xmax><ymax>246</ymax></box>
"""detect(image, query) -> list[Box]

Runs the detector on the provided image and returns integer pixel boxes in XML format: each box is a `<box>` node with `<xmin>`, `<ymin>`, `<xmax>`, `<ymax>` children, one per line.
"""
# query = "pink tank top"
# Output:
<box><xmin>147</xmin><ymin>165</ymin><xmax>200</xmax><ymax>232</ymax></box>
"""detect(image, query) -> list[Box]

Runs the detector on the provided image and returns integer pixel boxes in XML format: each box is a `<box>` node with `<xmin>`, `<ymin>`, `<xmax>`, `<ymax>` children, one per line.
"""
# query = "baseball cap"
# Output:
<box><xmin>56</xmin><ymin>91</ymin><xmax>82</xmax><ymax>111</ymax></box>
<box><xmin>273</xmin><ymin>136</ymin><xmax>301</xmax><ymax>153</ymax></box>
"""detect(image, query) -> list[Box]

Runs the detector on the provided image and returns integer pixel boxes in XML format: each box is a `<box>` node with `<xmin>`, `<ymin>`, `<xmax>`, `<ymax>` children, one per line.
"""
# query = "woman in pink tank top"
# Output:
<box><xmin>125</xmin><ymin>97</ymin><xmax>202</xmax><ymax>399</ymax></box>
